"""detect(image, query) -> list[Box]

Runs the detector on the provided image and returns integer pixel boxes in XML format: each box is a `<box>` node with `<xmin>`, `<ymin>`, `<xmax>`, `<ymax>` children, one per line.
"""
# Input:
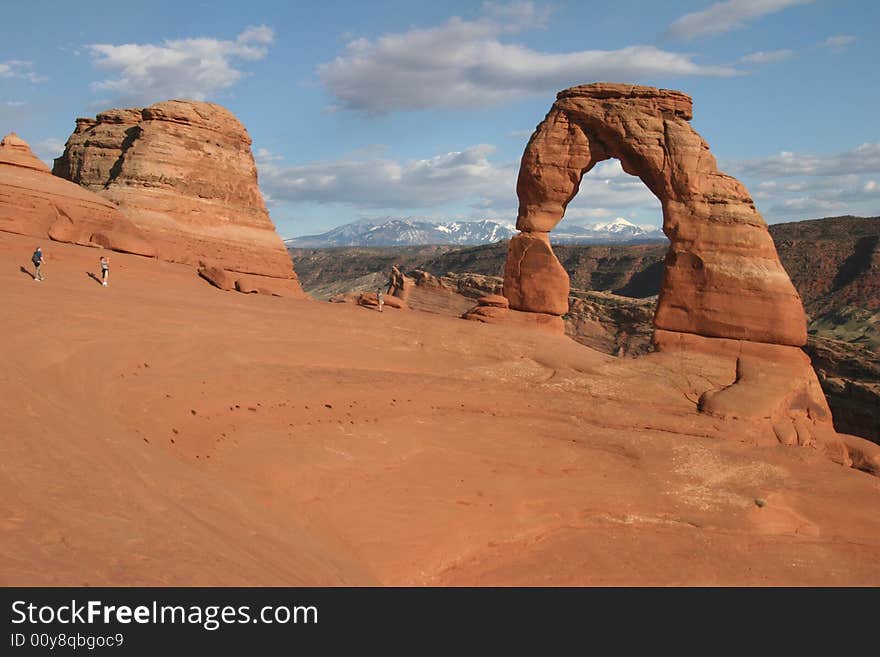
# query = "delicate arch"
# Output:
<box><xmin>503</xmin><ymin>83</ymin><xmax>806</xmax><ymax>347</ymax></box>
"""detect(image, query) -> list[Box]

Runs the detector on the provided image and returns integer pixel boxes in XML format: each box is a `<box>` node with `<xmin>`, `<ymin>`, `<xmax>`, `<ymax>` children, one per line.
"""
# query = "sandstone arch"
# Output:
<box><xmin>493</xmin><ymin>83</ymin><xmax>880</xmax><ymax>471</ymax></box>
<box><xmin>503</xmin><ymin>82</ymin><xmax>806</xmax><ymax>347</ymax></box>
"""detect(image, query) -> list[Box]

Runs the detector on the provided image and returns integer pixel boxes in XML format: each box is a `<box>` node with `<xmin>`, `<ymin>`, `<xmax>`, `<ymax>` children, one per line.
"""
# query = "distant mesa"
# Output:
<box><xmin>53</xmin><ymin>100</ymin><xmax>306</xmax><ymax>298</ymax></box>
<box><xmin>0</xmin><ymin>132</ymin><xmax>154</xmax><ymax>256</ymax></box>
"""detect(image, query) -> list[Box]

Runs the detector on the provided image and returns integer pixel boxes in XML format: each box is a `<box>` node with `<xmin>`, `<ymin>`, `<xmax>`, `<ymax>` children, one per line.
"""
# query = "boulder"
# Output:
<box><xmin>358</xmin><ymin>292</ymin><xmax>406</xmax><ymax>310</ymax></box>
<box><xmin>234</xmin><ymin>273</ymin><xmax>305</xmax><ymax>298</ymax></box>
<box><xmin>476</xmin><ymin>294</ymin><xmax>510</xmax><ymax>309</ymax></box>
<box><xmin>462</xmin><ymin>304</ymin><xmax>565</xmax><ymax>334</ymax></box>
<box><xmin>198</xmin><ymin>264</ymin><xmax>235</xmax><ymax>291</ymax></box>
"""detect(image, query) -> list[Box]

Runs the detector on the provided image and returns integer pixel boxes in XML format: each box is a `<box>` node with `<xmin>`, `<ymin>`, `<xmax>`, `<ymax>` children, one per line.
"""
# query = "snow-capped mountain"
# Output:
<box><xmin>552</xmin><ymin>218</ymin><xmax>665</xmax><ymax>243</ymax></box>
<box><xmin>286</xmin><ymin>218</ymin><xmax>517</xmax><ymax>247</ymax></box>
<box><xmin>285</xmin><ymin>217</ymin><xmax>664</xmax><ymax>247</ymax></box>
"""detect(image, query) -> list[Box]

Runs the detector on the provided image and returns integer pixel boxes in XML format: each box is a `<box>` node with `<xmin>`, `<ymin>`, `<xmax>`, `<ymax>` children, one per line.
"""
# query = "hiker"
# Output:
<box><xmin>377</xmin><ymin>288</ymin><xmax>384</xmax><ymax>313</ymax></box>
<box><xmin>100</xmin><ymin>255</ymin><xmax>110</xmax><ymax>286</ymax></box>
<box><xmin>31</xmin><ymin>246</ymin><xmax>44</xmax><ymax>281</ymax></box>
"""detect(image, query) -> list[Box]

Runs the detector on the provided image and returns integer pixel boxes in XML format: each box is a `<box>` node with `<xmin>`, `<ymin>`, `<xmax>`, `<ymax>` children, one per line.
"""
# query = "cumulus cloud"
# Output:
<box><xmin>564</xmin><ymin>159</ymin><xmax>660</xmax><ymax>220</ymax></box>
<box><xmin>87</xmin><ymin>26</ymin><xmax>274</xmax><ymax>105</ymax></box>
<box><xmin>739</xmin><ymin>49</ymin><xmax>794</xmax><ymax>64</ymax></box>
<box><xmin>734</xmin><ymin>142</ymin><xmax>880</xmax><ymax>178</ymax></box>
<box><xmin>728</xmin><ymin>143</ymin><xmax>880</xmax><ymax>221</ymax></box>
<box><xmin>318</xmin><ymin>2</ymin><xmax>736</xmax><ymax>112</ymax></box>
<box><xmin>0</xmin><ymin>60</ymin><xmax>46</xmax><ymax>83</ymax></box>
<box><xmin>257</xmin><ymin>144</ymin><xmax>517</xmax><ymax>209</ymax></box>
<box><xmin>768</xmin><ymin>196</ymin><xmax>848</xmax><ymax>215</ymax></box>
<box><xmin>666</xmin><ymin>0</ymin><xmax>812</xmax><ymax>40</ymax></box>
<box><xmin>33</xmin><ymin>138</ymin><xmax>66</xmax><ymax>166</ymax></box>
<box><xmin>258</xmin><ymin>145</ymin><xmax>662</xmax><ymax>230</ymax></box>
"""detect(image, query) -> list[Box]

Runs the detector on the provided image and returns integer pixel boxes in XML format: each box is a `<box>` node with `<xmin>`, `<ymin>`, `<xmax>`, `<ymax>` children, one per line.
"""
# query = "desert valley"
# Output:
<box><xmin>1</xmin><ymin>77</ymin><xmax>879</xmax><ymax>588</ymax></box>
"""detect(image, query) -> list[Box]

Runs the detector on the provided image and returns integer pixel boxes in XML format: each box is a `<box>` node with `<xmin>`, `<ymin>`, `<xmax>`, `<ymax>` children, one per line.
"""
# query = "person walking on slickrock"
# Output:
<box><xmin>100</xmin><ymin>255</ymin><xmax>110</xmax><ymax>286</ymax></box>
<box><xmin>31</xmin><ymin>246</ymin><xmax>44</xmax><ymax>281</ymax></box>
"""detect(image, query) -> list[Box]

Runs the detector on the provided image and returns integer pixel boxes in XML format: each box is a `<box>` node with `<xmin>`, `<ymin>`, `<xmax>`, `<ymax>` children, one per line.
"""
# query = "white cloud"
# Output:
<box><xmin>257</xmin><ymin>144</ymin><xmax>517</xmax><ymax>209</ymax></box>
<box><xmin>739</xmin><ymin>48</ymin><xmax>794</xmax><ymax>64</ymax></box>
<box><xmin>258</xmin><ymin>146</ymin><xmax>663</xmax><ymax>231</ymax></box>
<box><xmin>0</xmin><ymin>60</ymin><xmax>46</xmax><ymax>83</ymax></box>
<box><xmin>254</xmin><ymin>147</ymin><xmax>283</xmax><ymax>163</ymax></box>
<box><xmin>666</xmin><ymin>0</ymin><xmax>812</xmax><ymax>40</ymax></box>
<box><xmin>318</xmin><ymin>3</ymin><xmax>736</xmax><ymax>112</ymax></box>
<box><xmin>33</xmin><ymin>138</ymin><xmax>66</xmax><ymax>166</ymax></box>
<box><xmin>87</xmin><ymin>26</ymin><xmax>274</xmax><ymax>105</ymax></box>
<box><xmin>821</xmin><ymin>34</ymin><xmax>857</xmax><ymax>52</ymax></box>
<box><xmin>734</xmin><ymin>142</ymin><xmax>880</xmax><ymax>178</ymax></box>
<box><xmin>769</xmin><ymin>196</ymin><xmax>847</xmax><ymax>214</ymax></box>
<box><xmin>565</xmin><ymin>160</ymin><xmax>661</xmax><ymax>221</ymax></box>
<box><xmin>562</xmin><ymin>207</ymin><xmax>618</xmax><ymax>221</ymax></box>
<box><xmin>728</xmin><ymin>143</ymin><xmax>880</xmax><ymax>221</ymax></box>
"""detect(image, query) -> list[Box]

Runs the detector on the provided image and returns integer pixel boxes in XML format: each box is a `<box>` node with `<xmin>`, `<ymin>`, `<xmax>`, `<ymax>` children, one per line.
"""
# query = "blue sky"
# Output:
<box><xmin>2</xmin><ymin>0</ymin><xmax>877</xmax><ymax>238</ymax></box>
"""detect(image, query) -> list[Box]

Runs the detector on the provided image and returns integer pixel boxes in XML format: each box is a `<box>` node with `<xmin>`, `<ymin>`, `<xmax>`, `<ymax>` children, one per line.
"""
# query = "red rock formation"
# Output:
<box><xmin>474</xmin><ymin>294</ymin><xmax>509</xmax><ymax>309</ymax></box>
<box><xmin>387</xmin><ymin>264</ymin><xmax>414</xmax><ymax>302</ymax></box>
<box><xmin>499</xmin><ymin>83</ymin><xmax>876</xmax><ymax>466</ymax></box>
<box><xmin>359</xmin><ymin>292</ymin><xmax>406</xmax><ymax>310</ymax></box>
<box><xmin>463</xmin><ymin>289</ymin><xmax>564</xmax><ymax>334</ymax></box>
<box><xmin>53</xmin><ymin>101</ymin><xmax>305</xmax><ymax>297</ymax></box>
<box><xmin>198</xmin><ymin>264</ymin><xmax>236</xmax><ymax>291</ymax></box>
<box><xmin>652</xmin><ymin>328</ymin><xmax>880</xmax><ymax>474</ymax></box>
<box><xmin>0</xmin><ymin>133</ymin><xmax>154</xmax><ymax>255</ymax></box>
<box><xmin>509</xmin><ymin>82</ymin><xmax>805</xmax><ymax>346</ymax></box>
<box><xmin>462</xmin><ymin>304</ymin><xmax>566</xmax><ymax>334</ymax></box>
<box><xmin>502</xmin><ymin>232</ymin><xmax>570</xmax><ymax>315</ymax></box>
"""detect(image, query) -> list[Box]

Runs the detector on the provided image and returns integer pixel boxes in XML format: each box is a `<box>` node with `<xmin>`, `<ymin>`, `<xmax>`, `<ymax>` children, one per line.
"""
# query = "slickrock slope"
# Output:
<box><xmin>2</xmin><ymin>230</ymin><xmax>879</xmax><ymax>586</ymax></box>
<box><xmin>53</xmin><ymin>101</ymin><xmax>305</xmax><ymax>297</ymax></box>
<box><xmin>0</xmin><ymin>133</ymin><xmax>154</xmax><ymax>255</ymax></box>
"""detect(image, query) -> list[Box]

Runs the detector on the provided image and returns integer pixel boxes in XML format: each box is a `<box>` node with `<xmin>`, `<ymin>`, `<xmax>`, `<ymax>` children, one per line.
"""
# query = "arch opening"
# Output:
<box><xmin>548</xmin><ymin>157</ymin><xmax>665</xmax><ymax>297</ymax></box>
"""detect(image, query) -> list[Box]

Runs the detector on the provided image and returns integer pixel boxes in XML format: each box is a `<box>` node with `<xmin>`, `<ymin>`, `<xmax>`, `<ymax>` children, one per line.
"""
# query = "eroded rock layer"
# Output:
<box><xmin>507</xmin><ymin>82</ymin><xmax>806</xmax><ymax>346</ymax></box>
<box><xmin>0</xmin><ymin>133</ymin><xmax>154</xmax><ymax>255</ymax></box>
<box><xmin>54</xmin><ymin>101</ymin><xmax>304</xmax><ymax>296</ymax></box>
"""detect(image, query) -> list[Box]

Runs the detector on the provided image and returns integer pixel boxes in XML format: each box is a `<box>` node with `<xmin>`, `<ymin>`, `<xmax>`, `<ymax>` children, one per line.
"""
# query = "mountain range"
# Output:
<box><xmin>286</xmin><ymin>217</ymin><xmax>665</xmax><ymax>247</ymax></box>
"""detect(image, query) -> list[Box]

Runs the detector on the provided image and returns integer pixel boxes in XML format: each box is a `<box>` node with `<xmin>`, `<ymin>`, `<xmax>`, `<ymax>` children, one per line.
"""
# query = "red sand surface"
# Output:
<box><xmin>2</xmin><ymin>231</ymin><xmax>878</xmax><ymax>586</ymax></box>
